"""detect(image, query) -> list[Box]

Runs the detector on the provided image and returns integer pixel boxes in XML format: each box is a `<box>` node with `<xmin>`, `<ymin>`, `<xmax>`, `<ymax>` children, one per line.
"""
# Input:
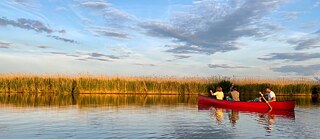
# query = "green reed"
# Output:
<box><xmin>237</xmin><ymin>84</ymin><xmax>315</xmax><ymax>96</ymax></box>
<box><xmin>0</xmin><ymin>75</ymin><xmax>209</xmax><ymax>95</ymax></box>
<box><xmin>0</xmin><ymin>74</ymin><xmax>318</xmax><ymax>95</ymax></box>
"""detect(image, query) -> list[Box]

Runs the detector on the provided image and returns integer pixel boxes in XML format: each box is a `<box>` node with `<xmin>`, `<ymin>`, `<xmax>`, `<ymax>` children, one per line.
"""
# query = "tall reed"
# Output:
<box><xmin>0</xmin><ymin>74</ymin><xmax>318</xmax><ymax>95</ymax></box>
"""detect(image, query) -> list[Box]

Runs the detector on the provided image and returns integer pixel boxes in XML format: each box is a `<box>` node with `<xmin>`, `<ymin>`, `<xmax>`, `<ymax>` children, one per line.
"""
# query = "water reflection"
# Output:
<box><xmin>228</xmin><ymin>110</ymin><xmax>239</xmax><ymax>126</ymax></box>
<box><xmin>312</xmin><ymin>95</ymin><xmax>320</xmax><ymax>104</ymax></box>
<box><xmin>0</xmin><ymin>93</ymin><xmax>319</xmax><ymax>138</ymax></box>
<box><xmin>209</xmin><ymin>108</ymin><xmax>224</xmax><ymax>124</ymax></box>
<box><xmin>199</xmin><ymin>103</ymin><xmax>295</xmax><ymax>135</ymax></box>
<box><xmin>0</xmin><ymin>93</ymin><xmax>198</xmax><ymax>108</ymax></box>
<box><xmin>209</xmin><ymin>107</ymin><xmax>240</xmax><ymax>126</ymax></box>
<box><xmin>258</xmin><ymin>113</ymin><xmax>275</xmax><ymax>133</ymax></box>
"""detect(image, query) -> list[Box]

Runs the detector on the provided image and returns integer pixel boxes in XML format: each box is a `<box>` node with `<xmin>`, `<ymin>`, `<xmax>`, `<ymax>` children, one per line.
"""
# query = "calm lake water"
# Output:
<box><xmin>0</xmin><ymin>94</ymin><xmax>319</xmax><ymax>139</ymax></box>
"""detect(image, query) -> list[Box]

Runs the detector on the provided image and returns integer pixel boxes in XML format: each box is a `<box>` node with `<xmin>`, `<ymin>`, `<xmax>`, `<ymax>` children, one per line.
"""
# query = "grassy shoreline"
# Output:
<box><xmin>0</xmin><ymin>74</ymin><xmax>319</xmax><ymax>95</ymax></box>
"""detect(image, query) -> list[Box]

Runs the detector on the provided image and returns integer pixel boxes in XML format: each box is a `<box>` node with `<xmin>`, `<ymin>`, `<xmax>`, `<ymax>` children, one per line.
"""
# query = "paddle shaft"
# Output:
<box><xmin>260</xmin><ymin>93</ymin><xmax>272</xmax><ymax>110</ymax></box>
<box><xmin>227</xmin><ymin>84</ymin><xmax>234</xmax><ymax>100</ymax></box>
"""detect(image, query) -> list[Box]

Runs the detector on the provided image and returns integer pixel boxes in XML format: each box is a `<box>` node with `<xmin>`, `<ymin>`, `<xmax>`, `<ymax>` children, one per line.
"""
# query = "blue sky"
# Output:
<box><xmin>1</xmin><ymin>0</ymin><xmax>320</xmax><ymax>79</ymax></box>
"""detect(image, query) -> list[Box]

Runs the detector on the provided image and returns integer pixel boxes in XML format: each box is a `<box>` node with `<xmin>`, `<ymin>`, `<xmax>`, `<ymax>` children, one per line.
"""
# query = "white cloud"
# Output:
<box><xmin>47</xmin><ymin>35</ymin><xmax>78</xmax><ymax>44</ymax></box>
<box><xmin>0</xmin><ymin>17</ymin><xmax>53</xmax><ymax>33</ymax></box>
<box><xmin>104</xmin><ymin>7</ymin><xmax>136</xmax><ymax>21</ymax></box>
<box><xmin>208</xmin><ymin>64</ymin><xmax>248</xmax><ymax>69</ymax></box>
<box><xmin>55</xmin><ymin>6</ymin><xmax>68</xmax><ymax>12</ymax></box>
<box><xmin>78</xmin><ymin>1</ymin><xmax>135</xmax><ymax>39</ymax></box>
<box><xmin>9</xmin><ymin>0</ymin><xmax>39</xmax><ymax>8</ymax></box>
<box><xmin>0</xmin><ymin>41</ymin><xmax>11</xmax><ymax>48</ymax></box>
<box><xmin>272</xmin><ymin>64</ymin><xmax>320</xmax><ymax>76</ymax></box>
<box><xmin>140</xmin><ymin>0</ymin><xmax>289</xmax><ymax>55</ymax></box>
<box><xmin>287</xmin><ymin>31</ymin><xmax>320</xmax><ymax>50</ymax></box>
<box><xmin>259</xmin><ymin>52</ymin><xmax>320</xmax><ymax>61</ymax></box>
<box><xmin>282</xmin><ymin>11</ymin><xmax>305</xmax><ymax>21</ymax></box>
<box><xmin>90</xmin><ymin>26</ymin><xmax>129</xmax><ymax>39</ymax></box>
<box><xmin>80</xmin><ymin>1</ymin><xmax>109</xmax><ymax>9</ymax></box>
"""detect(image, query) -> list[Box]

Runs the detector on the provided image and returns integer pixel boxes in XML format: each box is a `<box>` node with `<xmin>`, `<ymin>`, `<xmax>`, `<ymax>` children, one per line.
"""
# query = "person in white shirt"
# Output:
<box><xmin>264</xmin><ymin>87</ymin><xmax>276</xmax><ymax>102</ymax></box>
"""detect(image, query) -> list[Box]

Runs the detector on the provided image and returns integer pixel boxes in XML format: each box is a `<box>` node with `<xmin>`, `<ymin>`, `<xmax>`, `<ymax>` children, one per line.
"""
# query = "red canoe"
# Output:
<box><xmin>198</xmin><ymin>95</ymin><xmax>295</xmax><ymax>111</ymax></box>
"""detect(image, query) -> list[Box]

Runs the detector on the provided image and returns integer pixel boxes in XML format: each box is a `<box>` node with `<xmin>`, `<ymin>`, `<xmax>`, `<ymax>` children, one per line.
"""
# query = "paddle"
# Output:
<box><xmin>259</xmin><ymin>91</ymin><xmax>272</xmax><ymax>110</ymax></box>
<box><xmin>229</xmin><ymin>83</ymin><xmax>234</xmax><ymax>92</ymax></box>
<box><xmin>227</xmin><ymin>84</ymin><xmax>234</xmax><ymax>100</ymax></box>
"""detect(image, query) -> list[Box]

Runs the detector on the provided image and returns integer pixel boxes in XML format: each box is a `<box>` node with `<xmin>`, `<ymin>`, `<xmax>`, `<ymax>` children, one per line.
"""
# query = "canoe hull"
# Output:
<box><xmin>198</xmin><ymin>95</ymin><xmax>295</xmax><ymax>111</ymax></box>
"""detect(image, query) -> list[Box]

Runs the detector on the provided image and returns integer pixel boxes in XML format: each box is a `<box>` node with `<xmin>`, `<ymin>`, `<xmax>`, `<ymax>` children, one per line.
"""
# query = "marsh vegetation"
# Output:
<box><xmin>0</xmin><ymin>74</ymin><xmax>319</xmax><ymax>95</ymax></box>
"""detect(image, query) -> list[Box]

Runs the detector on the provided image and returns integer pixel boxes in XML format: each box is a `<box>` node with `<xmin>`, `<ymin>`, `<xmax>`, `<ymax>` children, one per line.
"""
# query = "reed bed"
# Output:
<box><xmin>0</xmin><ymin>74</ymin><xmax>319</xmax><ymax>95</ymax></box>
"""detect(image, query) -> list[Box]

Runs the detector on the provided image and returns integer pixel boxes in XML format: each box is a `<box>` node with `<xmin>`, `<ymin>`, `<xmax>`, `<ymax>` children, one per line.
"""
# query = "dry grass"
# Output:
<box><xmin>231</xmin><ymin>77</ymin><xmax>316</xmax><ymax>86</ymax></box>
<box><xmin>0</xmin><ymin>74</ymin><xmax>318</xmax><ymax>95</ymax></box>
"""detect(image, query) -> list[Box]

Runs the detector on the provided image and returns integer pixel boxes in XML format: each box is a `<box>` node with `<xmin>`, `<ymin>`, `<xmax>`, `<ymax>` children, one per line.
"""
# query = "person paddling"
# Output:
<box><xmin>252</xmin><ymin>87</ymin><xmax>276</xmax><ymax>102</ymax></box>
<box><xmin>263</xmin><ymin>87</ymin><xmax>276</xmax><ymax>102</ymax></box>
<box><xmin>258</xmin><ymin>87</ymin><xmax>275</xmax><ymax>110</ymax></box>
<box><xmin>229</xmin><ymin>87</ymin><xmax>240</xmax><ymax>101</ymax></box>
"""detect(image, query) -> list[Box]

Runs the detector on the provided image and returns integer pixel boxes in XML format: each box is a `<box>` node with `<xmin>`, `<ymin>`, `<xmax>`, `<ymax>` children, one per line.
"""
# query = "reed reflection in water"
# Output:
<box><xmin>0</xmin><ymin>93</ymin><xmax>319</xmax><ymax>138</ymax></box>
<box><xmin>0</xmin><ymin>93</ymin><xmax>198</xmax><ymax>108</ymax></box>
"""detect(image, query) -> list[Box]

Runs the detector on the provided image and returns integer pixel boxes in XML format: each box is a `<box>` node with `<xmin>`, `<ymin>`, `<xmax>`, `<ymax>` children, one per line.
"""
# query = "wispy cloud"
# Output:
<box><xmin>10</xmin><ymin>0</ymin><xmax>38</xmax><ymax>8</ymax></box>
<box><xmin>37</xmin><ymin>45</ymin><xmax>50</xmax><ymax>49</ymax></box>
<box><xmin>49</xmin><ymin>51</ymin><xmax>68</xmax><ymax>55</ymax></box>
<box><xmin>272</xmin><ymin>64</ymin><xmax>320</xmax><ymax>76</ymax></box>
<box><xmin>140</xmin><ymin>0</ymin><xmax>288</xmax><ymax>55</ymax></box>
<box><xmin>167</xmin><ymin>55</ymin><xmax>191</xmax><ymax>62</ymax></box>
<box><xmin>104</xmin><ymin>7</ymin><xmax>136</xmax><ymax>21</ymax></box>
<box><xmin>47</xmin><ymin>35</ymin><xmax>78</xmax><ymax>44</ymax></box>
<box><xmin>133</xmin><ymin>63</ymin><xmax>156</xmax><ymax>67</ymax></box>
<box><xmin>208</xmin><ymin>64</ymin><xmax>247</xmax><ymax>69</ymax></box>
<box><xmin>79</xmin><ymin>1</ymin><xmax>135</xmax><ymax>39</ymax></box>
<box><xmin>282</xmin><ymin>11</ymin><xmax>304</xmax><ymax>21</ymax></box>
<box><xmin>80</xmin><ymin>18</ymin><xmax>91</xmax><ymax>24</ymax></box>
<box><xmin>55</xmin><ymin>6</ymin><xmax>68</xmax><ymax>12</ymax></box>
<box><xmin>174</xmin><ymin>55</ymin><xmax>191</xmax><ymax>59</ymax></box>
<box><xmin>287</xmin><ymin>31</ymin><xmax>320</xmax><ymax>50</ymax></box>
<box><xmin>109</xmin><ymin>47</ymin><xmax>133</xmax><ymax>57</ymax></box>
<box><xmin>58</xmin><ymin>29</ymin><xmax>66</xmax><ymax>34</ymax></box>
<box><xmin>88</xmin><ymin>52</ymin><xmax>120</xmax><ymax>59</ymax></box>
<box><xmin>313</xmin><ymin>1</ymin><xmax>320</xmax><ymax>8</ymax></box>
<box><xmin>94</xmin><ymin>29</ymin><xmax>129</xmax><ymax>39</ymax></box>
<box><xmin>0</xmin><ymin>17</ymin><xmax>53</xmax><ymax>33</ymax></box>
<box><xmin>48</xmin><ymin>51</ymin><xmax>120</xmax><ymax>62</ymax></box>
<box><xmin>91</xmin><ymin>26</ymin><xmax>129</xmax><ymax>39</ymax></box>
<box><xmin>80</xmin><ymin>1</ymin><xmax>109</xmax><ymax>9</ymax></box>
<box><xmin>84</xmin><ymin>57</ymin><xmax>111</xmax><ymax>62</ymax></box>
<box><xmin>259</xmin><ymin>52</ymin><xmax>320</xmax><ymax>61</ymax></box>
<box><xmin>299</xmin><ymin>21</ymin><xmax>318</xmax><ymax>29</ymax></box>
<box><xmin>79</xmin><ymin>1</ymin><xmax>134</xmax><ymax>23</ymax></box>
<box><xmin>0</xmin><ymin>17</ymin><xmax>78</xmax><ymax>44</ymax></box>
<box><xmin>47</xmin><ymin>51</ymin><xmax>81</xmax><ymax>58</ymax></box>
<box><xmin>0</xmin><ymin>41</ymin><xmax>11</xmax><ymax>48</ymax></box>
<box><xmin>164</xmin><ymin>44</ymin><xmax>228</xmax><ymax>54</ymax></box>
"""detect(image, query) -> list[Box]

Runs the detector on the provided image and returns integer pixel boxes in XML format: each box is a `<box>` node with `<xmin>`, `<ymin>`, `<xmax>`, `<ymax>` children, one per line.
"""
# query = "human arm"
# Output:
<box><xmin>259</xmin><ymin>91</ymin><xmax>272</xmax><ymax>110</ymax></box>
<box><xmin>269</xmin><ymin>97</ymin><xmax>276</xmax><ymax>102</ymax></box>
<box><xmin>210</xmin><ymin>90</ymin><xmax>215</xmax><ymax>96</ymax></box>
<box><xmin>269</xmin><ymin>91</ymin><xmax>276</xmax><ymax>102</ymax></box>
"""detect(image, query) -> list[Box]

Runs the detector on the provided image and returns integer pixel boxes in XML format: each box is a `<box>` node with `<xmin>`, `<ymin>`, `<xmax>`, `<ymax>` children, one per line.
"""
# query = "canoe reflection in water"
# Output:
<box><xmin>258</xmin><ymin>113</ymin><xmax>275</xmax><ymax>132</ymax></box>
<box><xmin>209</xmin><ymin>108</ymin><xmax>224</xmax><ymax>124</ymax></box>
<box><xmin>209</xmin><ymin>107</ymin><xmax>239</xmax><ymax>126</ymax></box>
<box><xmin>229</xmin><ymin>109</ymin><xmax>239</xmax><ymax>126</ymax></box>
<box><xmin>199</xmin><ymin>103</ymin><xmax>295</xmax><ymax>133</ymax></box>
